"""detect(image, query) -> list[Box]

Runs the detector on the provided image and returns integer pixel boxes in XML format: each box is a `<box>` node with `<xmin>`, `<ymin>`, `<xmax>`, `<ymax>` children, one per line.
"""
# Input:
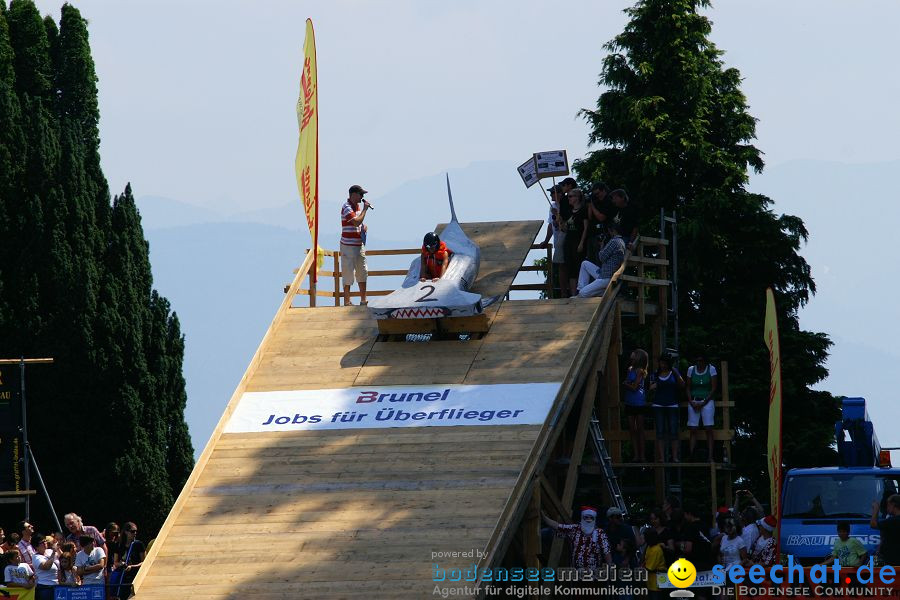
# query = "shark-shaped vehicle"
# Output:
<box><xmin>368</xmin><ymin>176</ymin><xmax>483</xmax><ymax>320</ymax></box>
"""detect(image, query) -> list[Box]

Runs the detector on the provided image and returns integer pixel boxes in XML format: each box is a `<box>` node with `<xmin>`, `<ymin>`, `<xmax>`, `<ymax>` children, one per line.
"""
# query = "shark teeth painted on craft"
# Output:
<box><xmin>390</xmin><ymin>307</ymin><xmax>450</xmax><ymax>319</ymax></box>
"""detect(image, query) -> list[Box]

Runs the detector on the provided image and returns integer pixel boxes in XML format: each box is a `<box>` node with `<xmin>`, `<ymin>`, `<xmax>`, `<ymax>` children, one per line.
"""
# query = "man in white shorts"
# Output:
<box><xmin>340</xmin><ymin>184</ymin><xmax>372</xmax><ymax>306</ymax></box>
<box><xmin>686</xmin><ymin>353</ymin><xmax>719</xmax><ymax>461</ymax></box>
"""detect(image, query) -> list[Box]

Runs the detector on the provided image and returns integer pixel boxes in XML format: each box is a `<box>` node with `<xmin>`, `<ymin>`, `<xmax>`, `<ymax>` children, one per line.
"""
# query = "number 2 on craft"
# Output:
<box><xmin>415</xmin><ymin>285</ymin><xmax>437</xmax><ymax>302</ymax></box>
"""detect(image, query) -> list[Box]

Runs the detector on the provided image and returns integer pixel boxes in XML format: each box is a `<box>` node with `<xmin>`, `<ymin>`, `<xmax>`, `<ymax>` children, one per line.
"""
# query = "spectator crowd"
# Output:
<box><xmin>623</xmin><ymin>350</ymin><xmax>720</xmax><ymax>463</ymax></box>
<box><xmin>1</xmin><ymin>513</ymin><xmax>146</xmax><ymax>600</ymax></box>
<box><xmin>541</xmin><ymin>495</ymin><xmax>780</xmax><ymax>599</ymax></box>
<box><xmin>539</xmin><ymin>178</ymin><xmax>639</xmax><ymax>299</ymax></box>
<box><xmin>540</xmin><ymin>492</ymin><xmax>900</xmax><ymax>598</ymax></box>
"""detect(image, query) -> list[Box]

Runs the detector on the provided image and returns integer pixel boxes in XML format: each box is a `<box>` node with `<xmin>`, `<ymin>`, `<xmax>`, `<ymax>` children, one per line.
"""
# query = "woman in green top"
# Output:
<box><xmin>686</xmin><ymin>353</ymin><xmax>718</xmax><ymax>461</ymax></box>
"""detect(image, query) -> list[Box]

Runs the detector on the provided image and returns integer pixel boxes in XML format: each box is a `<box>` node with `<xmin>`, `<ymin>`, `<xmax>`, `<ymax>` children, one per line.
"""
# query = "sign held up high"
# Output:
<box><xmin>516</xmin><ymin>150</ymin><xmax>570</xmax><ymax>188</ymax></box>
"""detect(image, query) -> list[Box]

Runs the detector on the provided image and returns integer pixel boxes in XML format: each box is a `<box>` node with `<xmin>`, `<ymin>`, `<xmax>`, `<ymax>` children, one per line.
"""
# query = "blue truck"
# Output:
<box><xmin>779</xmin><ymin>397</ymin><xmax>900</xmax><ymax>564</ymax></box>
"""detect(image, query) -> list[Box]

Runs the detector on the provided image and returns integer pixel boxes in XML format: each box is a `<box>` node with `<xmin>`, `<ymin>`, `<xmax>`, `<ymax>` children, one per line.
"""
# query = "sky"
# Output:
<box><xmin>30</xmin><ymin>0</ymin><xmax>900</xmax><ymax>449</ymax></box>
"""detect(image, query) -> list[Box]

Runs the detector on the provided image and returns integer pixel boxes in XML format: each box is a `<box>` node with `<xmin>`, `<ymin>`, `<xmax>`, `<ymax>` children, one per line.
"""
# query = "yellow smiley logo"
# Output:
<box><xmin>667</xmin><ymin>558</ymin><xmax>696</xmax><ymax>588</ymax></box>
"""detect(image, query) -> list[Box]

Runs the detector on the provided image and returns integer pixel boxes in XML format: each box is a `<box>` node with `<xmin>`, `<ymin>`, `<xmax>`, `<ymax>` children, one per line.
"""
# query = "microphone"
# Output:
<box><xmin>364</xmin><ymin>200</ymin><xmax>375</xmax><ymax>211</ymax></box>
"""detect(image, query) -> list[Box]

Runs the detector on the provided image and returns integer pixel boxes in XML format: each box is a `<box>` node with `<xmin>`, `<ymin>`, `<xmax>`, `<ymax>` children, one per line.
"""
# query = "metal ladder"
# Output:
<box><xmin>588</xmin><ymin>411</ymin><xmax>627</xmax><ymax>516</ymax></box>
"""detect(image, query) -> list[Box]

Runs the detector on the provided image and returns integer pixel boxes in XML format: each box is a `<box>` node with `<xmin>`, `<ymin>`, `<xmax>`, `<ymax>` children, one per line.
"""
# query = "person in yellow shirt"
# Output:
<box><xmin>643</xmin><ymin>529</ymin><xmax>668</xmax><ymax>600</ymax></box>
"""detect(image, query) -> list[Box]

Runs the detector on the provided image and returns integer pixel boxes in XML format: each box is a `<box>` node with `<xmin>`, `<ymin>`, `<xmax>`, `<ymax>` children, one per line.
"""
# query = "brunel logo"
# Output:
<box><xmin>356</xmin><ymin>389</ymin><xmax>452</xmax><ymax>404</ymax></box>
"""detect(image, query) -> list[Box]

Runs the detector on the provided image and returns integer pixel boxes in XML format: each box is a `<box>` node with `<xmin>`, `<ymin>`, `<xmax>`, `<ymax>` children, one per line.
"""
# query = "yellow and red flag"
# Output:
<box><xmin>764</xmin><ymin>288</ymin><xmax>783</xmax><ymax>548</ymax></box>
<box><xmin>295</xmin><ymin>19</ymin><xmax>322</xmax><ymax>280</ymax></box>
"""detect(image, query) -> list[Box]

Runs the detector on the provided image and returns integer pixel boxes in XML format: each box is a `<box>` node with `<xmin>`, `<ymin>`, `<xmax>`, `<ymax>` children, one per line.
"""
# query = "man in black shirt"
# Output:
<box><xmin>872</xmin><ymin>495</ymin><xmax>900</xmax><ymax>565</ymax></box>
<box><xmin>682</xmin><ymin>507</ymin><xmax>714</xmax><ymax>570</ymax></box>
<box><xmin>557</xmin><ymin>177</ymin><xmax>578</xmax><ymax>221</ymax></box>
<box><xmin>599</xmin><ymin>189</ymin><xmax>640</xmax><ymax>250</ymax></box>
<box><xmin>587</xmin><ymin>181</ymin><xmax>611</xmax><ymax>258</ymax></box>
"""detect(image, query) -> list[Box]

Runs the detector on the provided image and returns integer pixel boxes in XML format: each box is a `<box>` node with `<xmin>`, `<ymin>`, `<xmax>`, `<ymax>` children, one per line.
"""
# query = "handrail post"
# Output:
<box><xmin>333</xmin><ymin>251</ymin><xmax>341</xmax><ymax>306</ymax></box>
<box><xmin>546</xmin><ymin>243</ymin><xmax>553</xmax><ymax>298</ymax></box>
<box><xmin>309</xmin><ymin>250</ymin><xmax>317</xmax><ymax>307</ymax></box>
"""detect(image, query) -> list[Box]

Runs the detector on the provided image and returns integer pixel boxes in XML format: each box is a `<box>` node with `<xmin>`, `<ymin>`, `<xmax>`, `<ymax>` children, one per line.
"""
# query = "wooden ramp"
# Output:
<box><xmin>133</xmin><ymin>220</ymin><xmax>622</xmax><ymax>599</ymax></box>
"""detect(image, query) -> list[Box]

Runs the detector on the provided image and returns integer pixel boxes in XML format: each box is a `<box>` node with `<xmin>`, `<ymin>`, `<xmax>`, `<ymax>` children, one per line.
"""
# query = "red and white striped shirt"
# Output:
<box><xmin>341</xmin><ymin>200</ymin><xmax>363</xmax><ymax>246</ymax></box>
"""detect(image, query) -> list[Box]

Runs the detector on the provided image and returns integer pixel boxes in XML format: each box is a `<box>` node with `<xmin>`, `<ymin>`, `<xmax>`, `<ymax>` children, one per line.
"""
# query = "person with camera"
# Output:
<box><xmin>597</xmin><ymin>189</ymin><xmax>640</xmax><ymax>251</ymax></box>
<box><xmin>587</xmin><ymin>181</ymin><xmax>611</xmax><ymax>256</ymax></box>
<box><xmin>871</xmin><ymin>495</ymin><xmax>900</xmax><ymax>565</ymax></box>
<box><xmin>733</xmin><ymin>490</ymin><xmax>764</xmax><ymax>552</ymax></box>
<box><xmin>31</xmin><ymin>535</ymin><xmax>60</xmax><ymax>600</ymax></box>
<box><xmin>576</xmin><ymin>221</ymin><xmax>626</xmax><ymax>298</ymax></box>
<box><xmin>561</xmin><ymin>187</ymin><xmax>589</xmax><ymax>297</ymax></box>
<box><xmin>340</xmin><ymin>184</ymin><xmax>373</xmax><ymax>306</ymax></box>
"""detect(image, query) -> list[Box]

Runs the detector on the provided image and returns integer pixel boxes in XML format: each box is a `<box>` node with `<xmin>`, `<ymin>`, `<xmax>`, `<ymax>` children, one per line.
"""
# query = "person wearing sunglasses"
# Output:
<box><xmin>111</xmin><ymin>523</ymin><xmax>145</xmax><ymax>600</ymax></box>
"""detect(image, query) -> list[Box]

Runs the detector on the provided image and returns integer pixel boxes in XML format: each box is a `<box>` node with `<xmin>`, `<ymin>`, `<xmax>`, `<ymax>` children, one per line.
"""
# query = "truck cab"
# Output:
<box><xmin>780</xmin><ymin>398</ymin><xmax>899</xmax><ymax>564</ymax></box>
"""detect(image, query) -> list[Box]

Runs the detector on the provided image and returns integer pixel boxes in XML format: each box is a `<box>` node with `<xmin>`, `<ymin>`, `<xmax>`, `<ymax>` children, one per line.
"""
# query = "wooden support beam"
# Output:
<box><xmin>540</xmin><ymin>475</ymin><xmax>570</xmax><ymax>521</ymax></box>
<box><xmin>627</xmin><ymin>256</ymin><xmax>669</xmax><ymax>266</ymax></box>
<box><xmin>332</xmin><ymin>252</ymin><xmax>340</xmax><ymax>306</ymax></box>
<box><xmin>439</xmin><ymin>313</ymin><xmax>491</xmax><ymax>333</ymax></box>
<box><xmin>364</xmin><ymin>248</ymin><xmax>421</xmax><ymax>256</ymax></box>
<box><xmin>710</xmin><ymin>462</ymin><xmax>718</xmax><ymax>513</ymax></box>
<box><xmin>603</xmin><ymin>429</ymin><xmax>735</xmax><ymax>442</ymax></box>
<box><xmin>621</xmin><ymin>274</ymin><xmax>671</xmax><ymax>287</ymax></box>
<box><xmin>722</xmin><ymin>361</ymin><xmax>732</xmax><ymax>465</ymax></box>
<box><xmin>509</xmin><ymin>283</ymin><xmax>552</xmax><ymax>292</ymax></box>
<box><xmin>620</xmin><ymin>300</ymin><xmax>659</xmax><ymax>316</ymax></box>
<box><xmin>296</xmin><ymin>288</ymin><xmax>393</xmax><ymax>298</ymax></box>
<box><xmin>302</xmin><ymin>268</ymin><xmax>411</xmax><ymax>278</ymax></box>
<box><xmin>523</xmin><ymin>485</ymin><xmax>542</xmax><ymax>568</ymax></box>
<box><xmin>547</xmin><ymin>346</ymin><xmax>605</xmax><ymax>568</ymax></box>
<box><xmin>658</xmin><ymin>243</ymin><xmax>668</xmax><ymax>317</ymax></box>
<box><xmin>609</xmin><ymin>462</ymin><xmax>732</xmax><ymax>468</ymax></box>
<box><xmin>0</xmin><ymin>359</ymin><xmax>54</xmax><ymax>364</ymax></box>
<box><xmin>634</xmin><ymin>236</ymin><xmax>670</xmax><ymax>246</ymax></box>
<box><xmin>651</xmin><ymin>315</ymin><xmax>663</xmax><ymax>365</ymax></box>
<box><xmin>637</xmin><ymin>242</ymin><xmax>646</xmax><ymax>325</ymax></box>
<box><xmin>655</xmin><ymin>467</ymin><xmax>665</xmax><ymax>506</ymax></box>
<box><xmin>606</xmin><ymin>305</ymin><xmax>623</xmax><ymax>463</ymax></box>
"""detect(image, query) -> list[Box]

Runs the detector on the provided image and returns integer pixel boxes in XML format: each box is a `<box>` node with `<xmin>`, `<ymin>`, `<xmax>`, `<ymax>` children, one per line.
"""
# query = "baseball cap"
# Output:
<box><xmin>348</xmin><ymin>184</ymin><xmax>368</xmax><ymax>195</ymax></box>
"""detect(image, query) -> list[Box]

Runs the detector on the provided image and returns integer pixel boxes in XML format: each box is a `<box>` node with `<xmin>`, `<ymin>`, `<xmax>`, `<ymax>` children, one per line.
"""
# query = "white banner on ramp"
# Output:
<box><xmin>224</xmin><ymin>383</ymin><xmax>562</xmax><ymax>432</ymax></box>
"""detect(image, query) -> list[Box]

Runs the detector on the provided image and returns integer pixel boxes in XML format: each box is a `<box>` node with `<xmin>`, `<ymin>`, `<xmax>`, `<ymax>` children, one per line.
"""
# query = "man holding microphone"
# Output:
<box><xmin>340</xmin><ymin>184</ymin><xmax>373</xmax><ymax>306</ymax></box>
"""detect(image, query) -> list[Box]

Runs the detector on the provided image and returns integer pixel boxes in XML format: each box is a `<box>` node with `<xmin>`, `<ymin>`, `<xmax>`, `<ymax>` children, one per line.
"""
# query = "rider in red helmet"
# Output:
<box><xmin>419</xmin><ymin>232</ymin><xmax>453</xmax><ymax>282</ymax></box>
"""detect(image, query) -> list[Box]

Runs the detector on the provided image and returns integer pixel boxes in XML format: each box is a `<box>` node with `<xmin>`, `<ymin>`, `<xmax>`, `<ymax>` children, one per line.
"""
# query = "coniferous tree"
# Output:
<box><xmin>0</xmin><ymin>1</ymin><xmax>193</xmax><ymax>534</ymax></box>
<box><xmin>0</xmin><ymin>1</ymin><xmax>24</xmax><ymax>332</ymax></box>
<box><xmin>575</xmin><ymin>0</ymin><xmax>838</xmax><ymax>497</ymax></box>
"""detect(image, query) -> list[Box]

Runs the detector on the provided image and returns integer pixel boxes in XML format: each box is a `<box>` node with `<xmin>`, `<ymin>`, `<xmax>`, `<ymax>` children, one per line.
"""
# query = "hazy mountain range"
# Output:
<box><xmin>139</xmin><ymin>159</ymin><xmax>900</xmax><ymax>455</ymax></box>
